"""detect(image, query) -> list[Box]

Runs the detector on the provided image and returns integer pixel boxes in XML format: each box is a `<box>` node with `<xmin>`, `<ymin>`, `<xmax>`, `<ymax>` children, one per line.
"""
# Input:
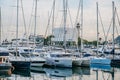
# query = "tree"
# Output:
<box><xmin>78</xmin><ymin>37</ymin><xmax>81</xmax><ymax>46</ymax></box>
<box><xmin>44</xmin><ymin>35</ymin><xmax>54</xmax><ymax>45</ymax></box>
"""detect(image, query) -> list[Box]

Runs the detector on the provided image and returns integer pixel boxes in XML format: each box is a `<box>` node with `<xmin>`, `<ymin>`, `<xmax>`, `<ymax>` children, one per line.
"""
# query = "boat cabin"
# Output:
<box><xmin>0</xmin><ymin>52</ymin><xmax>9</xmax><ymax>63</ymax></box>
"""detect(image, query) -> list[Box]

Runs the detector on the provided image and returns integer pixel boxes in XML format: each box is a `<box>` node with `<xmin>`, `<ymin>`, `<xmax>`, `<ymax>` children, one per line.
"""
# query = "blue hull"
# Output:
<box><xmin>90</xmin><ymin>64</ymin><xmax>111</xmax><ymax>71</ymax></box>
<box><xmin>90</xmin><ymin>58</ymin><xmax>111</xmax><ymax>65</ymax></box>
<box><xmin>11</xmin><ymin>61</ymin><xmax>30</xmax><ymax>69</ymax></box>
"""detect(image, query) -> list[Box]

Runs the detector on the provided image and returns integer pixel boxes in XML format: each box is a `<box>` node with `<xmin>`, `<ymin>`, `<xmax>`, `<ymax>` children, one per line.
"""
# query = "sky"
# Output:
<box><xmin>0</xmin><ymin>0</ymin><xmax>120</xmax><ymax>41</ymax></box>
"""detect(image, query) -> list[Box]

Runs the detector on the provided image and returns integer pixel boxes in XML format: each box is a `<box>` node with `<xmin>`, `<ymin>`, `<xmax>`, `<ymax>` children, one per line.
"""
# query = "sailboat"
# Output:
<box><xmin>44</xmin><ymin>0</ymin><xmax>73</xmax><ymax>68</ymax></box>
<box><xmin>72</xmin><ymin>0</ymin><xmax>91</xmax><ymax>67</ymax></box>
<box><xmin>110</xmin><ymin>1</ymin><xmax>120</xmax><ymax>66</ymax></box>
<box><xmin>43</xmin><ymin>67</ymin><xmax>72</xmax><ymax>77</ymax></box>
<box><xmin>0</xmin><ymin>7</ymin><xmax>12</xmax><ymax>71</ymax></box>
<box><xmin>0</xmin><ymin>47</ymin><xmax>12</xmax><ymax>71</ymax></box>
<box><xmin>90</xmin><ymin>2</ymin><xmax>111</xmax><ymax>65</ymax></box>
<box><xmin>29</xmin><ymin>0</ymin><xmax>46</xmax><ymax>68</ymax></box>
<box><xmin>9</xmin><ymin>0</ymin><xmax>30</xmax><ymax>69</ymax></box>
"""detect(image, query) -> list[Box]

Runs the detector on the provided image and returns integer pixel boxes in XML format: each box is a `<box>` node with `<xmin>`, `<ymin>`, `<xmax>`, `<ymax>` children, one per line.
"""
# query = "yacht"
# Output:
<box><xmin>44</xmin><ymin>51</ymin><xmax>72</xmax><ymax>68</ymax></box>
<box><xmin>9</xmin><ymin>47</ymin><xmax>31</xmax><ymax>69</ymax></box>
<box><xmin>0</xmin><ymin>47</ymin><xmax>12</xmax><ymax>71</ymax></box>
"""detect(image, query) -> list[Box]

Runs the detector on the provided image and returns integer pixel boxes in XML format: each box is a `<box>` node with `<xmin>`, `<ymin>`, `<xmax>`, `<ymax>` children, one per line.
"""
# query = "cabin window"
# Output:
<box><xmin>55</xmin><ymin>60</ymin><xmax>59</xmax><ymax>62</ymax></box>
<box><xmin>24</xmin><ymin>49</ymin><xmax>33</xmax><ymax>52</ymax></box>
<box><xmin>54</xmin><ymin>71</ymin><xmax>59</xmax><ymax>73</ymax></box>
<box><xmin>24</xmin><ymin>49</ymin><xmax>28</xmax><ymax>52</ymax></box>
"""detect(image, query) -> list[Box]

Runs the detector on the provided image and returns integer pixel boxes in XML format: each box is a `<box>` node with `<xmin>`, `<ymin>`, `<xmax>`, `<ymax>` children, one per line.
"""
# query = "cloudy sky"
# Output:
<box><xmin>0</xmin><ymin>0</ymin><xmax>120</xmax><ymax>41</ymax></box>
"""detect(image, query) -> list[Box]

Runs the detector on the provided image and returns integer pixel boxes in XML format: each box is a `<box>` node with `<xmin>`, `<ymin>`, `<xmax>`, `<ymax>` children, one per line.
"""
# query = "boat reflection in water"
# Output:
<box><xmin>72</xmin><ymin>67</ymin><xmax>91</xmax><ymax>75</ymax></box>
<box><xmin>0</xmin><ymin>69</ymin><xmax>12</xmax><ymax>78</ymax></box>
<box><xmin>30</xmin><ymin>66</ymin><xmax>45</xmax><ymax>73</ymax></box>
<box><xmin>12</xmin><ymin>68</ymin><xmax>31</xmax><ymax>77</ymax></box>
<box><xmin>90</xmin><ymin>64</ymin><xmax>120</xmax><ymax>80</ymax></box>
<box><xmin>44</xmin><ymin>67</ymin><xmax>72</xmax><ymax>77</ymax></box>
<box><xmin>90</xmin><ymin>64</ymin><xmax>111</xmax><ymax>72</ymax></box>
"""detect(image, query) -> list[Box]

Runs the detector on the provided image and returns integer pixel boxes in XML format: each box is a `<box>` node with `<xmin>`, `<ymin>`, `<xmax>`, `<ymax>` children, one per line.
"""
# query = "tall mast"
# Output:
<box><xmin>0</xmin><ymin>7</ymin><xmax>1</xmax><ymax>45</ymax></box>
<box><xmin>112</xmin><ymin>2</ymin><xmax>115</xmax><ymax>80</ymax></box>
<box><xmin>51</xmin><ymin>0</ymin><xmax>55</xmax><ymax>46</ymax></box>
<box><xmin>15</xmin><ymin>0</ymin><xmax>19</xmax><ymax>58</ymax></box>
<box><xmin>63</xmin><ymin>0</ymin><xmax>67</xmax><ymax>50</ymax></box>
<box><xmin>34</xmin><ymin>0</ymin><xmax>38</xmax><ymax>47</ymax></box>
<box><xmin>112</xmin><ymin>1</ymin><xmax>115</xmax><ymax>59</ymax></box>
<box><xmin>96</xmin><ymin>2</ymin><xmax>99</xmax><ymax>56</ymax></box>
<box><xmin>80</xmin><ymin>0</ymin><xmax>83</xmax><ymax>52</ymax></box>
<box><xmin>96</xmin><ymin>3</ymin><xmax>99</xmax><ymax>80</ymax></box>
<box><xmin>21</xmin><ymin>0</ymin><xmax>27</xmax><ymax>37</ymax></box>
<box><xmin>95</xmin><ymin>4</ymin><xmax>99</xmax><ymax>80</ymax></box>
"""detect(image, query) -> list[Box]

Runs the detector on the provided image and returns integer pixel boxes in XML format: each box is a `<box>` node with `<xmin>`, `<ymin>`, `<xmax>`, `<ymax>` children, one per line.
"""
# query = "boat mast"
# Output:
<box><xmin>96</xmin><ymin>2</ymin><xmax>99</xmax><ymax>56</ymax></box>
<box><xmin>21</xmin><ymin>0</ymin><xmax>27</xmax><ymax>37</ymax></box>
<box><xmin>112</xmin><ymin>1</ymin><xmax>115</xmax><ymax>59</ymax></box>
<box><xmin>51</xmin><ymin>0</ymin><xmax>55</xmax><ymax>46</ymax></box>
<box><xmin>0</xmin><ymin>7</ymin><xmax>1</xmax><ymax>45</ymax></box>
<box><xmin>96</xmin><ymin>2</ymin><xmax>99</xmax><ymax>80</ymax></box>
<box><xmin>34</xmin><ymin>0</ymin><xmax>38</xmax><ymax>48</ymax></box>
<box><xmin>63</xmin><ymin>0</ymin><xmax>67</xmax><ymax>51</ymax></box>
<box><xmin>16</xmin><ymin>0</ymin><xmax>19</xmax><ymax>58</ymax></box>
<box><xmin>80</xmin><ymin>0</ymin><xmax>83</xmax><ymax>52</ymax></box>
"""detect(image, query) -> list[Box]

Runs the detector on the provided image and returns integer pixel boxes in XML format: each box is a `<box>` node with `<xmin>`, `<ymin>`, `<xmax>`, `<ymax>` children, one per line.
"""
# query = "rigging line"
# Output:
<box><xmin>114</xmin><ymin>7</ymin><xmax>119</xmax><ymax>36</ymax></box>
<box><xmin>115</xmin><ymin>24</ymin><xmax>119</xmax><ymax>36</ymax></box>
<box><xmin>116</xmin><ymin>10</ymin><xmax>120</xmax><ymax>27</ymax></box>
<box><xmin>98</xmin><ymin>8</ymin><xmax>106</xmax><ymax>40</ymax></box>
<box><xmin>101</xmin><ymin>71</ymin><xmax>106</xmax><ymax>80</ymax></box>
<box><xmin>63</xmin><ymin>0</ymin><xmax>68</xmax><ymax>49</ymax></box>
<box><xmin>20</xmin><ymin>0</ymin><xmax>27</xmax><ymax>36</ymax></box>
<box><xmin>105</xmin><ymin>18</ymin><xmax>112</xmax><ymax>42</ymax></box>
<box><xmin>0</xmin><ymin>7</ymin><xmax>1</xmax><ymax>44</ymax></box>
<box><xmin>101</xmin><ymin>71</ymin><xmax>111</xmax><ymax>80</ymax></box>
<box><xmin>75</xmin><ymin>0</ymin><xmax>81</xmax><ymax>23</ymax></box>
<box><xmin>51</xmin><ymin>2</ymin><xmax>61</xmax><ymax>47</ymax></box>
<box><xmin>115</xmin><ymin>7</ymin><xmax>120</xmax><ymax>34</ymax></box>
<box><xmin>34</xmin><ymin>0</ymin><xmax>38</xmax><ymax>42</ymax></box>
<box><xmin>44</xmin><ymin>0</ymin><xmax>55</xmax><ymax>38</ymax></box>
<box><xmin>67</xmin><ymin>1</ymin><xmax>74</xmax><ymax>41</ymax></box>
<box><xmin>44</xmin><ymin>12</ymin><xmax>51</xmax><ymax>38</ymax></box>
<box><xmin>72</xmin><ymin>0</ymin><xmax>81</xmax><ymax>43</ymax></box>
<box><xmin>52</xmin><ymin>0</ymin><xmax>55</xmax><ymax>36</ymax></box>
<box><xmin>28</xmin><ymin>0</ymin><xmax>34</xmax><ymax>36</ymax></box>
<box><xmin>80</xmin><ymin>0</ymin><xmax>83</xmax><ymax>51</ymax></box>
<box><xmin>53</xmin><ymin>1</ymin><xmax>64</xmax><ymax>46</ymax></box>
<box><xmin>58</xmin><ymin>11</ymin><xmax>64</xmax><ymax>47</ymax></box>
<box><xmin>106</xmin><ymin>74</ymin><xmax>111</xmax><ymax>80</ymax></box>
<box><xmin>51</xmin><ymin>0</ymin><xmax>55</xmax><ymax>46</ymax></box>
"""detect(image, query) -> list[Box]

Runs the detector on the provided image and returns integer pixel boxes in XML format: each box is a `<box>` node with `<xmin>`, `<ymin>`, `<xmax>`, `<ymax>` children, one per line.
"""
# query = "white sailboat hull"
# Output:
<box><xmin>45</xmin><ymin>57</ymin><xmax>72</xmax><ymax>68</ymax></box>
<box><xmin>30</xmin><ymin>57</ymin><xmax>46</xmax><ymax>67</ymax></box>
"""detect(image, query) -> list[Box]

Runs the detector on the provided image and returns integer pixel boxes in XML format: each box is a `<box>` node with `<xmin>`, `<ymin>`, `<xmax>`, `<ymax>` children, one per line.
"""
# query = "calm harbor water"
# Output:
<box><xmin>1</xmin><ymin>65</ymin><xmax>120</xmax><ymax>80</ymax></box>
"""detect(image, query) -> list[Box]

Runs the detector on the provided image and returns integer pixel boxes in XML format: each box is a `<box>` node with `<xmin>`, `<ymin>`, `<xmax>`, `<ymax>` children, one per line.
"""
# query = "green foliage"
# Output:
<box><xmin>92</xmin><ymin>40</ymin><xmax>97</xmax><ymax>46</ymax></box>
<box><xmin>77</xmin><ymin>37</ymin><xmax>98</xmax><ymax>46</ymax></box>
<box><xmin>43</xmin><ymin>35</ymin><xmax>98</xmax><ymax>47</ymax></box>
<box><xmin>44</xmin><ymin>35</ymin><xmax>54</xmax><ymax>45</ymax></box>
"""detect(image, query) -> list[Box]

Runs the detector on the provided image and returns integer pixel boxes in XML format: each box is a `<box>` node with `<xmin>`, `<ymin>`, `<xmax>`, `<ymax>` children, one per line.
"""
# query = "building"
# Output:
<box><xmin>52</xmin><ymin>27</ymin><xmax>77</xmax><ymax>46</ymax></box>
